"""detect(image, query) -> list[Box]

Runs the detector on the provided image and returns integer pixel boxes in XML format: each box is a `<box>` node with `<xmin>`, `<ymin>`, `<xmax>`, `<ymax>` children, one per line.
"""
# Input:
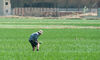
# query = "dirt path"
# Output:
<box><xmin>0</xmin><ymin>25</ymin><xmax>100</xmax><ymax>29</ymax></box>
<box><xmin>0</xmin><ymin>22</ymin><xmax>100</xmax><ymax>24</ymax></box>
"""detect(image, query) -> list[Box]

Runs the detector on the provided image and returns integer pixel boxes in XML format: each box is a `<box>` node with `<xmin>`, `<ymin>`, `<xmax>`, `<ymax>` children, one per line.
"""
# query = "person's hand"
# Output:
<box><xmin>39</xmin><ymin>42</ymin><xmax>42</xmax><ymax>44</ymax></box>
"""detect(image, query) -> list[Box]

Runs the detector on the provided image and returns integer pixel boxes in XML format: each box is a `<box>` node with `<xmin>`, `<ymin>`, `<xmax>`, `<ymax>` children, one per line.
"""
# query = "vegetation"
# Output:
<box><xmin>0</xmin><ymin>18</ymin><xmax>100</xmax><ymax>60</ymax></box>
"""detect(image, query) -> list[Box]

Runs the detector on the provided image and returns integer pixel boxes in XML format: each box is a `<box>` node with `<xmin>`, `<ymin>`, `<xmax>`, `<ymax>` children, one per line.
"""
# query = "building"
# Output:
<box><xmin>0</xmin><ymin>0</ymin><xmax>99</xmax><ymax>16</ymax></box>
<box><xmin>0</xmin><ymin>0</ymin><xmax>11</xmax><ymax>16</ymax></box>
<box><xmin>98</xmin><ymin>1</ymin><xmax>100</xmax><ymax>17</ymax></box>
<box><xmin>0</xmin><ymin>0</ymin><xmax>4</xmax><ymax>16</ymax></box>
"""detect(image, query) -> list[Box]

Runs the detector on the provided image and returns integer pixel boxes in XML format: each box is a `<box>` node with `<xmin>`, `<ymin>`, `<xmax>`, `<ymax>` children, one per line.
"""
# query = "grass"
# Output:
<box><xmin>0</xmin><ymin>18</ymin><xmax>100</xmax><ymax>27</ymax></box>
<box><xmin>0</xmin><ymin>18</ymin><xmax>100</xmax><ymax>60</ymax></box>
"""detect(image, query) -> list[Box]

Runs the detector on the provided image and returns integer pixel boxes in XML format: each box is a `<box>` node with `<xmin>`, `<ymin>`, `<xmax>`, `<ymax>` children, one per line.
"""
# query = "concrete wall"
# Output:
<box><xmin>98</xmin><ymin>1</ymin><xmax>100</xmax><ymax>17</ymax></box>
<box><xmin>0</xmin><ymin>0</ymin><xmax>4</xmax><ymax>16</ymax></box>
<box><xmin>4</xmin><ymin>0</ymin><xmax>11</xmax><ymax>16</ymax></box>
<box><xmin>98</xmin><ymin>8</ymin><xmax>100</xmax><ymax>17</ymax></box>
<box><xmin>0</xmin><ymin>0</ymin><xmax>11</xmax><ymax>16</ymax></box>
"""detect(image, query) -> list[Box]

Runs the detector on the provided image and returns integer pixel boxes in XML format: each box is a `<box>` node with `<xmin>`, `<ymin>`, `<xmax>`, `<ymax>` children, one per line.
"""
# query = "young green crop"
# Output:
<box><xmin>0</xmin><ymin>18</ymin><xmax>100</xmax><ymax>60</ymax></box>
<box><xmin>0</xmin><ymin>28</ymin><xmax>100</xmax><ymax>60</ymax></box>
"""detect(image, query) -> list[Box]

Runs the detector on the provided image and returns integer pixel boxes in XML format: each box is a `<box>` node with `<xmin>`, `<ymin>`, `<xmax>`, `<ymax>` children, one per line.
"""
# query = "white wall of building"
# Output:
<box><xmin>0</xmin><ymin>0</ymin><xmax>4</xmax><ymax>16</ymax></box>
<box><xmin>3</xmin><ymin>0</ymin><xmax>11</xmax><ymax>16</ymax></box>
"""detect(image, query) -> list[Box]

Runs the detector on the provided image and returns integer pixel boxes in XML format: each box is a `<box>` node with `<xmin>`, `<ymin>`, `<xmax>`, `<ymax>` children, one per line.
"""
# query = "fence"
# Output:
<box><xmin>12</xmin><ymin>8</ymin><xmax>97</xmax><ymax>17</ymax></box>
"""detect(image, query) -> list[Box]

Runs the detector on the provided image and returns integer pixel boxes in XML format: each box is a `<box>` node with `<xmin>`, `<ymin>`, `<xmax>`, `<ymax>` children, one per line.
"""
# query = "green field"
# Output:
<box><xmin>0</xmin><ymin>18</ymin><xmax>100</xmax><ymax>60</ymax></box>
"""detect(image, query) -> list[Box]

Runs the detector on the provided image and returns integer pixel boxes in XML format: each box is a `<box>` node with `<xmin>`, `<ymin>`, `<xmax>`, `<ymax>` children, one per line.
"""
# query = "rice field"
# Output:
<box><xmin>0</xmin><ymin>17</ymin><xmax>100</xmax><ymax>60</ymax></box>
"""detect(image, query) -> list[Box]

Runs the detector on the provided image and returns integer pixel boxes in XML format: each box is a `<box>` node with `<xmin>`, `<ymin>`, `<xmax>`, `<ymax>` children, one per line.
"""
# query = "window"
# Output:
<box><xmin>5</xmin><ymin>2</ymin><xmax>8</xmax><ymax>5</ymax></box>
<box><xmin>6</xmin><ymin>10</ymin><xmax>8</xmax><ymax>13</ymax></box>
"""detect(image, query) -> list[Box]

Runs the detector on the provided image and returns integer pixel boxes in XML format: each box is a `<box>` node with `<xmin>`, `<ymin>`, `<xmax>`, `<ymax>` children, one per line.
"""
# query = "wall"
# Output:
<box><xmin>10</xmin><ymin>0</ymin><xmax>98</xmax><ymax>8</ymax></box>
<box><xmin>98</xmin><ymin>8</ymin><xmax>100</xmax><ymax>17</ymax></box>
<box><xmin>0</xmin><ymin>0</ymin><xmax>4</xmax><ymax>16</ymax></box>
<box><xmin>4</xmin><ymin>0</ymin><xmax>11</xmax><ymax>15</ymax></box>
<box><xmin>98</xmin><ymin>1</ymin><xmax>100</xmax><ymax>17</ymax></box>
<box><xmin>11</xmin><ymin>0</ymin><xmax>67</xmax><ymax>8</ymax></box>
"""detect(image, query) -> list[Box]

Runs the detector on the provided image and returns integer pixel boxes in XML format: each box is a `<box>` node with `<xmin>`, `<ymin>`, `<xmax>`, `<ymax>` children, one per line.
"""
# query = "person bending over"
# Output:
<box><xmin>29</xmin><ymin>30</ymin><xmax>43</xmax><ymax>51</ymax></box>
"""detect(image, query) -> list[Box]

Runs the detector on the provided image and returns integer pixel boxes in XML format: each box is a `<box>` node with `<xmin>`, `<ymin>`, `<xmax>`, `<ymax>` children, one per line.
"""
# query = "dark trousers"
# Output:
<box><xmin>29</xmin><ymin>40</ymin><xmax>38</xmax><ymax>48</ymax></box>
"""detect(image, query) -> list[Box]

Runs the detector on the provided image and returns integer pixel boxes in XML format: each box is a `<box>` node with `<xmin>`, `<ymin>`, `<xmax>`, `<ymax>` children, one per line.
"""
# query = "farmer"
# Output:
<box><xmin>29</xmin><ymin>30</ymin><xmax>43</xmax><ymax>51</ymax></box>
